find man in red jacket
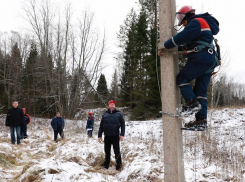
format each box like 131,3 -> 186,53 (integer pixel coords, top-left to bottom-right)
98,100 -> 125,170
21,108 -> 31,139
86,112 -> 94,137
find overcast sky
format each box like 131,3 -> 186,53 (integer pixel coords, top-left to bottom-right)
0,0 -> 244,85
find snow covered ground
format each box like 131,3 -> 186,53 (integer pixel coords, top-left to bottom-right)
0,107 -> 245,181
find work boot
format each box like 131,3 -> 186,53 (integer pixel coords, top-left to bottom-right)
184,118 -> 207,130
116,164 -> 122,170
101,162 -> 109,169
182,99 -> 202,115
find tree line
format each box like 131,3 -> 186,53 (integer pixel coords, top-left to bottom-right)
0,0 -> 106,118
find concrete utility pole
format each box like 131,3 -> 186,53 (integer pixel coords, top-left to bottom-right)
158,0 -> 185,181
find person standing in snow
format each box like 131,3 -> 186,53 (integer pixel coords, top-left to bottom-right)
5,101 -> 24,145
98,100 -> 125,170
21,108 -> 31,139
86,112 -> 94,137
51,112 -> 65,142
159,6 -> 220,130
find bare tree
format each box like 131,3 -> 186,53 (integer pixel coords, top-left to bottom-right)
211,48 -> 230,108
22,0 -> 106,118
67,10 -> 106,118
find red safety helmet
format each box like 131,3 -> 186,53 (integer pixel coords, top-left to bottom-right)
22,108 -> 26,111
176,6 -> 195,26
107,100 -> 116,107
88,112 -> 93,116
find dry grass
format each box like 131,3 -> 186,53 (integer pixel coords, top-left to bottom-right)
90,153 -> 105,167
0,137 -> 10,143
48,168 -> 59,174
123,152 -> 139,163
59,138 -> 67,145
183,122 -> 245,181
48,143 -> 57,152
84,166 -> 118,176
67,156 -> 88,166
143,175 -> 163,182
13,167 -> 45,182
43,129 -> 52,140
22,162 -> 36,174
84,152 -> 118,175
20,169 -> 45,182
0,152 -> 16,168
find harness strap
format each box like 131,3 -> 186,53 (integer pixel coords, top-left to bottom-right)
185,40 -> 221,75
197,96 -> 207,100
178,83 -> 190,87
195,40 -> 214,48
191,40 -> 215,54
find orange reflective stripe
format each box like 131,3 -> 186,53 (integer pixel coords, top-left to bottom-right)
26,114 -> 31,125
195,18 -> 211,31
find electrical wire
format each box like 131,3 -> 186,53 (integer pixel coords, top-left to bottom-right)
156,26 -> 162,103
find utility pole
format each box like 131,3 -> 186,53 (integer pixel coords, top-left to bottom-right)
158,0 -> 185,181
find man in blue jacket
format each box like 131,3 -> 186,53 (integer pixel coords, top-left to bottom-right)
51,112 -> 65,142
159,6 -> 219,130
98,100 -> 125,170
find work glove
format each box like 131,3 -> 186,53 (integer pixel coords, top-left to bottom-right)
157,42 -> 173,56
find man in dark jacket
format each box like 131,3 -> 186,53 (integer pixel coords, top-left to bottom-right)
159,6 -> 220,130
51,112 -> 65,142
21,108 -> 31,139
5,101 -> 24,144
86,112 -> 94,137
98,100 -> 125,170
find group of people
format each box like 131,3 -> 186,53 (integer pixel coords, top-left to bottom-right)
5,100 -> 125,171
5,101 -> 31,145
50,110 -> 94,143
50,100 -> 125,170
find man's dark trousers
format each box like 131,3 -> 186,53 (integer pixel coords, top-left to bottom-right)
176,51 -> 215,119
21,124 -> 27,139
104,136 -> 122,167
54,127 -> 64,141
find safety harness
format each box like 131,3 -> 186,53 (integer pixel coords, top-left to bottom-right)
184,39 -> 221,75
183,17 -> 222,75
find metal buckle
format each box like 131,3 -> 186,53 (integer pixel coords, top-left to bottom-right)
194,47 -> 198,52
208,48 -> 213,54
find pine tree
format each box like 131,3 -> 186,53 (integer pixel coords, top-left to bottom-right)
9,43 -> 22,100
96,74 -> 109,107
21,43 -> 39,115
118,9 -> 138,109
109,69 -> 119,104
118,1 -> 162,119
0,50 -> 8,112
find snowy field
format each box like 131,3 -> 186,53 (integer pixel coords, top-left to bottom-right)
0,107 -> 245,182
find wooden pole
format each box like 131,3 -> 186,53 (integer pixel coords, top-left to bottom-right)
158,0 -> 185,181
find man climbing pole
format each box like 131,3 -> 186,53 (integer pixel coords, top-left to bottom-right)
158,6 -> 220,131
